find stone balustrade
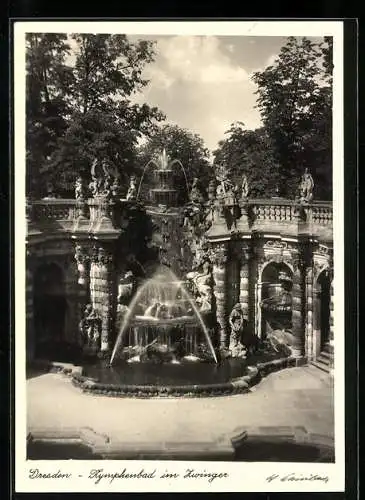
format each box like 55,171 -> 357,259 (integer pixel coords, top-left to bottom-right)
29,199 -> 78,221
26,197 -> 333,241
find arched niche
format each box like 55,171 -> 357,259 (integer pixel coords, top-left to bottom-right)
260,261 -> 293,339
313,268 -> 331,355
33,262 -> 68,357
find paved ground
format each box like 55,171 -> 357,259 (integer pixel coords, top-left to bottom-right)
27,364 -> 334,446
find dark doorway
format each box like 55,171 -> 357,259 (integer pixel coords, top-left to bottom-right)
317,271 -> 330,350
33,263 -> 67,357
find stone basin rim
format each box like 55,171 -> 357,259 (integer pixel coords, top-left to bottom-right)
30,356 -> 297,398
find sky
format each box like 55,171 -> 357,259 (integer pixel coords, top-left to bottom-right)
129,35 -> 322,153
66,34 -> 323,154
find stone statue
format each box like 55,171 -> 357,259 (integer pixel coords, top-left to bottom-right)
103,174 -> 112,199
208,179 -> 216,201
126,176 -> 137,201
298,168 -> 314,203
241,174 -> 249,200
80,304 -> 101,348
189,177 -> 204,204
75,176 -> 85,200
111,175 -> 121,198
228,303 -> 247,358
186,259 -> 213,312
117,270 -> 135,305
43,182 -> 57,199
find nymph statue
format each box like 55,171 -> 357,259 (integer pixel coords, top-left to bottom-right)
298,168 -> 314,203
241,174 -> 249,200
75,176 -> 86,200
189,177 -> 204,204
228,303 -> 247,358
126,175 -> 137,201
186,259 -> 213,312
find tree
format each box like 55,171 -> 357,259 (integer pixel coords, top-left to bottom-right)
212,122 -> 280,198
27,34 -> 165,196
26,33 -> 73,196
137,124 -> 213,205
252,36 -> 333,199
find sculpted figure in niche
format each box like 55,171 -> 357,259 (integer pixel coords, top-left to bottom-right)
80,304 -> 101,348
126,175 -> 137,201
298,168 -> 314,203
228,303 -> 247,358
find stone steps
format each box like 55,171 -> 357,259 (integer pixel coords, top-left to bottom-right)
310,343 -> 333,374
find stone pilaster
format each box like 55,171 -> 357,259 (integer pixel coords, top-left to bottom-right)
254,259 -> 264,338
211,243 -> 228,347
291,258 -> 306,359
90,244 -> 115,351
305,267 -> 314,360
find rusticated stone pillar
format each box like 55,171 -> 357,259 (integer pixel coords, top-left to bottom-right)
305,267 -> 314,360
291,258 -> 306,359
239,246 -> 251,322
211,243 -> 228,347
90,245 -> 115,352
254,260 -> 264,338
74,243 -> 90,344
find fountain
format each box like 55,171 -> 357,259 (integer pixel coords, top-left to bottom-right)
110,265 -> 217,365
75,148 -> 290,397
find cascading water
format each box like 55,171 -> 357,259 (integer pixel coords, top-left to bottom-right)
110,266 -> 217,365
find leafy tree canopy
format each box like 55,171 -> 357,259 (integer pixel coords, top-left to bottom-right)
251,36 -> 333,199
26,33 -> 165,197
212,122 -> 281,198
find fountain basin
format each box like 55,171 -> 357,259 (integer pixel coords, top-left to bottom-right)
70,352 -> 295,398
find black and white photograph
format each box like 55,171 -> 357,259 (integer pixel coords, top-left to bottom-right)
14,20 -> 346,493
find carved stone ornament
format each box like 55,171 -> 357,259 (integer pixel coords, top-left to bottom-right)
74,244 -> 89,264
210,243 -> 228,267
97,246 -> 113,266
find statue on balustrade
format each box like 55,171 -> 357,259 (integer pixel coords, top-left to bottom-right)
126,175 -> 137,201
189,177 -> 205,204
297,168 -> 314,203
241,174 -> 249,201
214,165 -> 241,231
75,176 -> 86,200
89,158 -> 103,197
111,174 -> 122,198
79,304 -> 102,350
228,303 -> 247,358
